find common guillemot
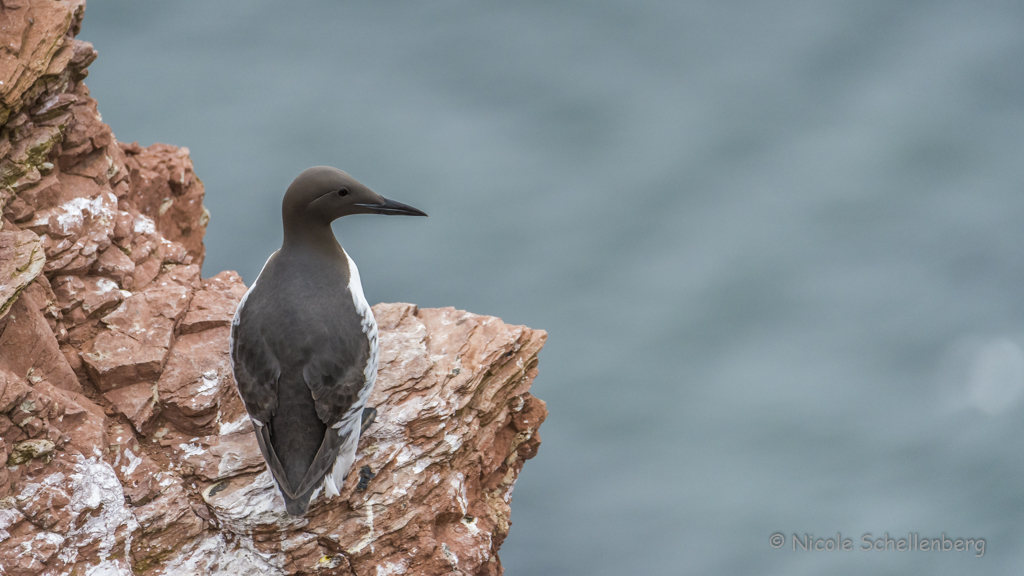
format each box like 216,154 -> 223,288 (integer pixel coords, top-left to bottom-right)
229,166 -> 426,516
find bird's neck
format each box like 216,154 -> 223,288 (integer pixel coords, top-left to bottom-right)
281,220 -> 344,259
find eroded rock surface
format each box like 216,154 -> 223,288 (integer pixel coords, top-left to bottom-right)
0,2 -> 547,574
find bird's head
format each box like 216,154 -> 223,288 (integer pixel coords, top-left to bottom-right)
283,166 -> 427,226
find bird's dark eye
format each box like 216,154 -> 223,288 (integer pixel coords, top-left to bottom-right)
338,188 -> 349,197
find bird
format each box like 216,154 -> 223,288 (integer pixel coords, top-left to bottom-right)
229,166 -> 426,516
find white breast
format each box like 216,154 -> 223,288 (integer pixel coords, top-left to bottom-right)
343,248 -> 379,402
321,249 -> 379,498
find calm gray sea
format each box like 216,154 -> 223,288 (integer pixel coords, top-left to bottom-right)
83,1 -> 1024,574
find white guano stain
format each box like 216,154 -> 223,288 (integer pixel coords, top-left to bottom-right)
412,458 -> 431,474
201,470 -> 306,534
15,472 -> 65,509
57,456 -> 139,564
158,532 -> 284,576
50,194 -> 116,236
95,277 -> 119,294
178,443 -> 204,458
346,501 -> 376,555
451,473 -> 468,515
0,507 -> 24,543
121,448 -> 142,476
444,433 -> 462,452
441,543 -> 459,568
218,414 -> 251,436
196,370 -> 221,396
84,558 -> 134,575
376,558 -> 410,576
133,214 -> 156,235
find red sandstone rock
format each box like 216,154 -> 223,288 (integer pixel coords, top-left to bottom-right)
0,368 -> 32,413
121,141 -> 207,265
0,2 -> 547,574
0,280 -> 81,393
178,270 -> 246,334
104,382 -> 158,434
156,327 -> 233,436
0,228 -> 44,317
80,282 -> 190,391
0,1 -> 85,125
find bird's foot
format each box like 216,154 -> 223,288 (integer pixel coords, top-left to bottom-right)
360,406 -> 377,434
356,465 -> 376,491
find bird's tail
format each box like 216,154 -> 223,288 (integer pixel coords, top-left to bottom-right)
283,488 -> 315,516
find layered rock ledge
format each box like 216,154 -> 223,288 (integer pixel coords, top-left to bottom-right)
0,2 -> 547,574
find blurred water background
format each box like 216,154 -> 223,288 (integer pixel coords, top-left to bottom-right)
82,1 -> 1024,574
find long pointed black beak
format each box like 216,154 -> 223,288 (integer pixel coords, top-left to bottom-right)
357,197 -> 428,217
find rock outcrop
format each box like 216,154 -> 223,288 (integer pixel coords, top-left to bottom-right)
0,2 -> 547,574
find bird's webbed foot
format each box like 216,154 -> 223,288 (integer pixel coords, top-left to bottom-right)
360,406 -> 377,435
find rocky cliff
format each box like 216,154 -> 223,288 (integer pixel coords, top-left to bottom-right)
0,2 -> 547,574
